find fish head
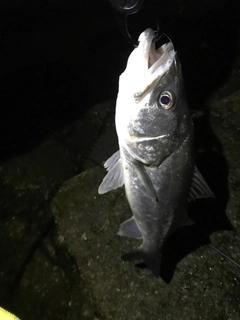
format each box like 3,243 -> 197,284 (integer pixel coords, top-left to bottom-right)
116,28 -> 193,165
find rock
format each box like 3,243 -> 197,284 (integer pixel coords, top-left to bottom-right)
0,100 -> 115,312
52,164 -> 240,319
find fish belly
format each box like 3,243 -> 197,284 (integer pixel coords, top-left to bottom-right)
122,134 -> 194,251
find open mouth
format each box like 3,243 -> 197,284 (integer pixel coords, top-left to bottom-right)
119,29 -> 176,103
138,28 -> 175,73
148,42 -> 174,73
131,29 -> 176,102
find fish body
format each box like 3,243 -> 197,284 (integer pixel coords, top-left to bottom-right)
99,29 -> 213,276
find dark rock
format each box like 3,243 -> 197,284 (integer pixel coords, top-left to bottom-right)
52,162 -> 240,319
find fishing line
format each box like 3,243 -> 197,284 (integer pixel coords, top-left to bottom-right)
209,243 -> 240,269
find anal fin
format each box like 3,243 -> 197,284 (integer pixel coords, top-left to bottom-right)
117,217 -> 142,239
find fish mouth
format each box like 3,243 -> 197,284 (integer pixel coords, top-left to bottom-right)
138,28 -> 175,74
148,42 -> 174,74
132,29 -> 175,103
119,29 -> 176,103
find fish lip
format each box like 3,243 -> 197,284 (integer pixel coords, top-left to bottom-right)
138,28 -> 175,74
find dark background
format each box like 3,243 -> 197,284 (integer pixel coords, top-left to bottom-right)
1,0 -> 239,161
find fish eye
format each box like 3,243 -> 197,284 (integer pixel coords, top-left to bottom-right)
159,91 -> 173,109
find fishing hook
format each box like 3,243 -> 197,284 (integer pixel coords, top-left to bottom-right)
124,14 -> 161,47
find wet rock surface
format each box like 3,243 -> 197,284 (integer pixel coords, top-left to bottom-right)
0,102 -> 114,319
52,167 -> 240,320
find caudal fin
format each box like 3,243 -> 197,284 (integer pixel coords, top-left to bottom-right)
121,247 -> 161,277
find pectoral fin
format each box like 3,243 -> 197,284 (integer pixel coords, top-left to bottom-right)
188,166 -> 215,201
133,160 -> 158,202
103,150 -> 120,171
98,151 -> 124,194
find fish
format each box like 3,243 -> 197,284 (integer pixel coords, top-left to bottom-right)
98,28 -> 214,277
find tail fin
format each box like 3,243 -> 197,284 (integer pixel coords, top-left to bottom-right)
121,247 -> 161,277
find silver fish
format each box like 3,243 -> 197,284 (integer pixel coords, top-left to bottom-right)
98,28 -> 214,276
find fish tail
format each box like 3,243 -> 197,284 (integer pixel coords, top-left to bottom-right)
121,247 -> 161,277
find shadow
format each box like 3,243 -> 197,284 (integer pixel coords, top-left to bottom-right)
159,109 -> 232,283
134,196 -> 232,282
160,198 -> 233,283
0,216 -> 55,303
194,112 -> 230,210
